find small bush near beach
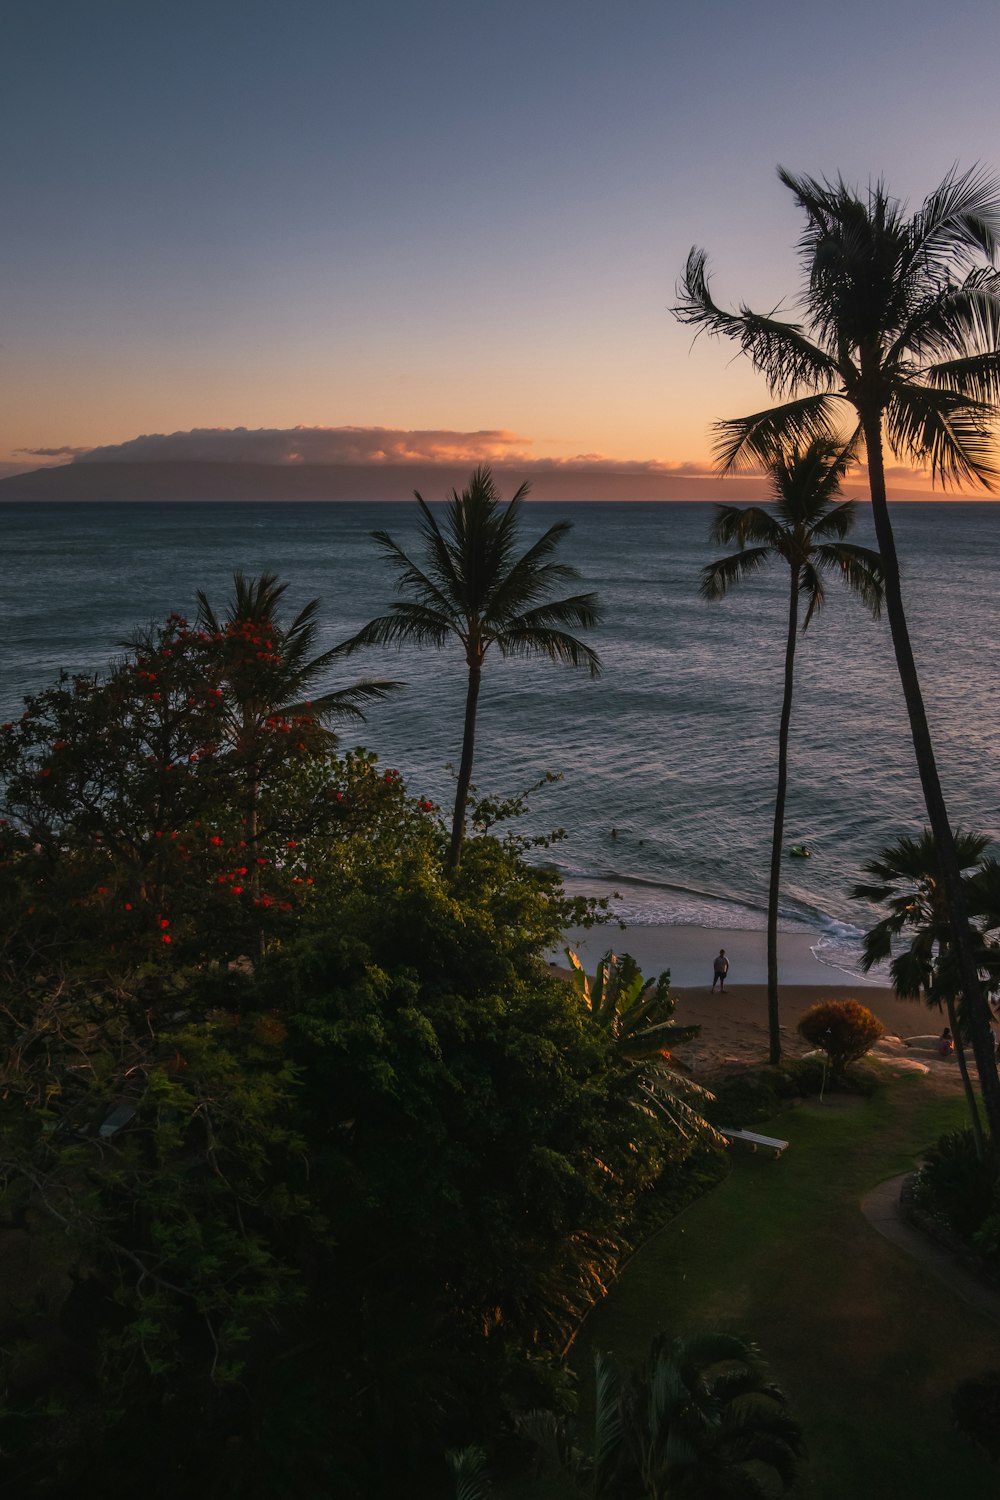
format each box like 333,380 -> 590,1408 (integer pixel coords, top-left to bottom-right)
704,1056 -> 879,1129
915,1128 -> 1000,1247
797,999 -> 885,1074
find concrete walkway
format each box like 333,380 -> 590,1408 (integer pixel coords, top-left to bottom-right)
861,1174 -> 1000,1329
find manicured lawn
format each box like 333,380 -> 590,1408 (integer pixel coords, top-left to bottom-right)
561,1077 -> 1000,1498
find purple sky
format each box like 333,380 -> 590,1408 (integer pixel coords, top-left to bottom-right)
4,0 -> 1000,495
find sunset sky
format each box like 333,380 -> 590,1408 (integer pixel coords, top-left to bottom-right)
4,0 -> 1000,497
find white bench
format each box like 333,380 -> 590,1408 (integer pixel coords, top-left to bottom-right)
719,1127 -> 789,1159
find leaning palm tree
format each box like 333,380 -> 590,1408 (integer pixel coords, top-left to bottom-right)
674,165 -> 1000,1137
702,438 -> 883,1063
341,467 -> 602,869
852,829 -> 991,1157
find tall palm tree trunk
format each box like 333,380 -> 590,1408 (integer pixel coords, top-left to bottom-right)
449,658 -> 482,870
766,568 -> 800,1064
945,992 -> 985,1160
862,410 -> 1000,1144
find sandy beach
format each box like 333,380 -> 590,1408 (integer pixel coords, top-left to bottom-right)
557,921 -> 967,1075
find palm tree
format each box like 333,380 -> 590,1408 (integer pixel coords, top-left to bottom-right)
341,467 -> 602,869
519,1332 -> 802,1498
852,829 -> 991,1157
565,948 -> 719,1141
674,165 -> 1000,1137
702,439 -> 883,1064
194,573 -> 399,945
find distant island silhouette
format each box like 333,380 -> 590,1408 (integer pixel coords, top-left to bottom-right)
0,460 -> 773,503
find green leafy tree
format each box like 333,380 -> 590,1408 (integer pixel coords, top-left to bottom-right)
702,438 -> 883,1064
853,829 -> 992,1155
341,466 -> 602,868
674,165 -> 1000,1138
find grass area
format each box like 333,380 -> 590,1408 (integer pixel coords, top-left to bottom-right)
553,1074 -> 999,1499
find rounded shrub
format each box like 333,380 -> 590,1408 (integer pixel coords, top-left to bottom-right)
796,999 -> 885,1074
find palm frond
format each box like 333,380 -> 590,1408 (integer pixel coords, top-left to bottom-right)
909,163 -> 1000,274
811,542 -> 884,618
593,1352 -> 625,1495
712,394 -> 843,473
700,547 -> 772,601
286,678 -> 403,722
896,269 -> 1000,369
445,1446 -> 491,1500
884,382 -> 999,489
370,525 -> 461,621
339,604 -> 455,653
494,613 -> 602,676
709,505 -> 783,548
923,349 -> 1000,405
674,249 -> 839,396
798,561 -> 825,630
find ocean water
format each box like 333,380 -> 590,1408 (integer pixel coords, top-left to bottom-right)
2,498 -> 999,977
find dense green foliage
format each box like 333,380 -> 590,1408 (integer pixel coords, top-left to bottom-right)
953,1370 -> 1000,1462
518,1332 -> 802,1498
915,1128 -> 1000,1250
0,587 -> 711,1497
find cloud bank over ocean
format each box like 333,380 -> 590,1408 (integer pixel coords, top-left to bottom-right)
18,424 -> 718,477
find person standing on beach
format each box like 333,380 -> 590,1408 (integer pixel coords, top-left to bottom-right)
712,949 -> 729,993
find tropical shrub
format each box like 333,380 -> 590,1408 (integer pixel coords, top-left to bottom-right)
915,1128 -> 999,1240
519,1331 -> 803,1498
953,1370 -> 1000,1462
797,999 -> 884,1074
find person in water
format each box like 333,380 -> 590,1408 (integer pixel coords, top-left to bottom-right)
712,949 -> 729,993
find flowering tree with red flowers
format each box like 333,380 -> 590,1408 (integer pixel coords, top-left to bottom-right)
193,573 -> 399,953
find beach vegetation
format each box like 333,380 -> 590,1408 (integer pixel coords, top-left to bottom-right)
915,1127 -> 999,1241
796,998 -> 885,1075
0,605 -> 718,1496
517,1331 -> 802,1498
191,571 -> 400,955
674,164 -> 1000,1142
564,948 -> 719,1142
701,437 -> 883,1064
340,465 -> 602,869
571,1080 -> 996,1499
853,828 -> 992,1153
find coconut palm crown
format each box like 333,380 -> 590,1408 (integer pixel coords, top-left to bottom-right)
341,467 -> 602,868
194,572 -> 400,911
703,438 -> 883,1065
852,828 -> 991,1155
674,164 -> 1000,1142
